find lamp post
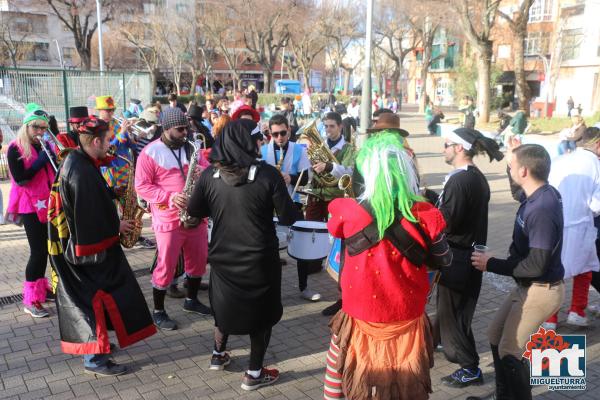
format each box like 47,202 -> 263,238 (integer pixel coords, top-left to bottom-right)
54,39 -> 64,69
358,0 -> 374,147
96,0 -> 105,72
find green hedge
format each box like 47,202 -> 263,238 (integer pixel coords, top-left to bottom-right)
152,93 -> 358,107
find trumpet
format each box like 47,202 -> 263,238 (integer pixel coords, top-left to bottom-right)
115,117 -> 157,140
34,135 -> 58,172
44,129 -> 73,162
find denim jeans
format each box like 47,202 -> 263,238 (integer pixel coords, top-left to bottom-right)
83,353 -> 110,368
558,140 -> 576,155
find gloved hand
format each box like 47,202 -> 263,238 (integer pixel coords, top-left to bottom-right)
30,149 -> 50,171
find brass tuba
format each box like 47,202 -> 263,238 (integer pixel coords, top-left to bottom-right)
297,119 -> 339,187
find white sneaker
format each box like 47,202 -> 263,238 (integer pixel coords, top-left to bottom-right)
566,311 -> 589,327
588,303 -> 600,316
541,322 -> 557,331
300,288 -> 321,302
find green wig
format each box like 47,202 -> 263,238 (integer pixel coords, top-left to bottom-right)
356,131 -> 422,238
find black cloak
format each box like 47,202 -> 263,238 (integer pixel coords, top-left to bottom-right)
48,149 -> 155,354
188,120 -> 301,334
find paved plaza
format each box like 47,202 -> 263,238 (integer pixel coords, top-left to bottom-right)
1,112 -> 599,399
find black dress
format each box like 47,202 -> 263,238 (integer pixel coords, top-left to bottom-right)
187,162 -> 300,334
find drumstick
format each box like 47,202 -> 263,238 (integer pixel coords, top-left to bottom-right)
291,169 -> 305,199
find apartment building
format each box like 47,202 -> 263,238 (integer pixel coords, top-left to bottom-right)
494,0 -> 600,116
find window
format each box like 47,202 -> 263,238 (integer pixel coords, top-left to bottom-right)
23,42 -> 50,62
175,2 -> 189,13
561,28 -> 584,61
529,0 -> 554,22
430,43 -> 456,71
524,32 -> 551,56
497,44 -> 511,59
62,47 -> 75,62
12,17 -> 32,33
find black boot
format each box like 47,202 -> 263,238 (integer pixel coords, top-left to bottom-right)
465,345 -> 511,400
502,355 -> 532,400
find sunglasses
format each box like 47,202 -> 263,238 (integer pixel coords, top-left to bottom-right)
174,126 -> 187,132
444,142 -> 458,149
32,110 -> 49,117
30,124 -> 48,131
271,130 -> 288,138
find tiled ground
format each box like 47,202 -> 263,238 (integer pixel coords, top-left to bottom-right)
0,111 -> 598,399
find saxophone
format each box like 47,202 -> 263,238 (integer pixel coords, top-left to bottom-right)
297,119 -> 339,187
108,146 -> 144,248
179,138 -> 201,229
275,147 -> 285,171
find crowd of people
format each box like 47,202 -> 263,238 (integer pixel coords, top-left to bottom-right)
3,87 -> 600,400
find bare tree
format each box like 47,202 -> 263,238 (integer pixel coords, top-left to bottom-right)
45,0 -> 119,70
201,3 -> 247,91
0,13 -> 34,68
498,0 -> 535,113
321,3 -> 362,92
374,0 -> 420,99
119,20 -> 160,94
238,0 -> 291,92
286,2 -> 327,89
416,18 -> 444,112
441,0 -> 501,122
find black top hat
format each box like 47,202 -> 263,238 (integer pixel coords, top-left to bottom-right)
68,106 -> 89,122
187,104 -> 204,121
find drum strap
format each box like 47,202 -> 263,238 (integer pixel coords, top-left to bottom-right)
345,205 -> 432,269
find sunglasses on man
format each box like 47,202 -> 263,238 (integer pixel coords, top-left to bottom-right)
270,130 -> 288,138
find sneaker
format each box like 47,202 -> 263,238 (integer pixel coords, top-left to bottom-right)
588,303 -> 600,316
209,353 -> 231,371
134,237 -> 156,249
240,367 -> 280,391
182,298 -> 212,316
321,299 -> 342,316
441,368 -> 484,388
566,311 -> 589,327
300,288 -> 321,302
152,310 -> 178,330
542,322 -> 557,331
84,360 -> 128,377
24,302 -> 49,318
166,284 -> 185,299
45,290 -> 56,302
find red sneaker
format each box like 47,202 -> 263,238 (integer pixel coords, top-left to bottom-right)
240,367 -> 279,391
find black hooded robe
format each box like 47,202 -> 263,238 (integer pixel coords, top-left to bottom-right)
48,149 -> 156,354
187,163 -> 300,334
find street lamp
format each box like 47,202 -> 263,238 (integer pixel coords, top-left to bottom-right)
358,0 -> 374,147
96,0 -> 105,72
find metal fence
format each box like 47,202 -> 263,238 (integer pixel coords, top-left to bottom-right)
0,68 -> 152,143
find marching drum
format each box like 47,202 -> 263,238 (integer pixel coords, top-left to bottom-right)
273,217 -> 289,250
287,221 -> 331,260
326,237 -> 342,282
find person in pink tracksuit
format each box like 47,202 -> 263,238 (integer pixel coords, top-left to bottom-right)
135,108 -> 211,330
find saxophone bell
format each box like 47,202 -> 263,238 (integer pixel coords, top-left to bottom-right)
338,174 -> 354,198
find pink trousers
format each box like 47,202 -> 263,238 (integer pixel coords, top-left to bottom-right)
152,224 -> 208,289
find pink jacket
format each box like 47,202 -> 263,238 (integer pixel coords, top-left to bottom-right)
6,141 -> 55,224
135,139 -> 209,232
